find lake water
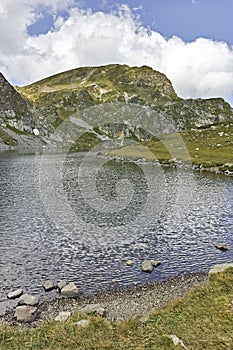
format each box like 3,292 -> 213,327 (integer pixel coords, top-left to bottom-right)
0,152 -> 232,313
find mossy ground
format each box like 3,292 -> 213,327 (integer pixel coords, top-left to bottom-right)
0,269 -> 232,349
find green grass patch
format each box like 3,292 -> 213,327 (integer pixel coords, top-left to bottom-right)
0,269 -> 232,349
0,128 -> 18,146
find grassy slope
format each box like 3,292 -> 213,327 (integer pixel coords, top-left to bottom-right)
0,269 -> 232,349
106,122 -> 233,171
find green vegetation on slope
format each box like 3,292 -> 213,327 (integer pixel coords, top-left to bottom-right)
0,269 -> 232,349
105,122 -> 233,171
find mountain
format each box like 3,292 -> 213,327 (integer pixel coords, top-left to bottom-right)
1,64 -> 233,151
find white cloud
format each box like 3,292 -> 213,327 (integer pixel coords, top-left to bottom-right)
1,1 -> 233,103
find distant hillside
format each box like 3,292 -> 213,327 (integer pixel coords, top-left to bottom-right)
0,64 -> 233,151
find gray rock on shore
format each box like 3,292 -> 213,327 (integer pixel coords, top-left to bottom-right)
209,263 -> 233,275
18,294 -> 39,306
57,281 -> 67,291
14,305 -> 38,323
61,283 -> 79,298
79,304 -> 106,317
43,280 -> 55,292
54,311 -> 71,322
7,288 -> 23,299
141,260 -> 161,273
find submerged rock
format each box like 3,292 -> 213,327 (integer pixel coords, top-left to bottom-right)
7,288 -> 23,299
18,294 -> 39,306
141,260 -> 161,273
14,305 -> 38,323
214,244 -> 228,251
43,280 -> 55,292
61,283 -> 79,298
209,263 -> 233,275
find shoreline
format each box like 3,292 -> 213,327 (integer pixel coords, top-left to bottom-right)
1,271 -> 209,327
98,150 -> 233,176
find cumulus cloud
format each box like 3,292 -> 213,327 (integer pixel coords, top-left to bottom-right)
1,1 -> 233,103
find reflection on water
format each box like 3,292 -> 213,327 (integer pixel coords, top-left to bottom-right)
0,152 -> 232,312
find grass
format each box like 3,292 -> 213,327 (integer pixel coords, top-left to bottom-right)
0,268 -> 232,349
106,122 -> 233,171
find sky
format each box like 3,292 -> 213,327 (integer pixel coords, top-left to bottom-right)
1,0 -> 233,104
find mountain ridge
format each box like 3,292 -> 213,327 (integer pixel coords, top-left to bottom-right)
0,64 -> 233,152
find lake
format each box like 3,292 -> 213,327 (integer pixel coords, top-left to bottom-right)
0,151 -> 232,313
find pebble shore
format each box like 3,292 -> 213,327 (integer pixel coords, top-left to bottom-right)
1,272 -> 209,327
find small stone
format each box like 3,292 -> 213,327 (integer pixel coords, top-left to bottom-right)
79,304 -> 106,317
57,281 -> 67,290
141,260 -> 161,273
214,244 -> 228,251
18,294 -> 39,306
151,260 -> 161,267
54,311 -> 71,322
76,319 -> 90,327
14,305 -> 38,323
126,260 -> 134,266
209,263 -> 233,275
43,280 -> 55,292
61,283 -> 79,298
7,288 -> 23,299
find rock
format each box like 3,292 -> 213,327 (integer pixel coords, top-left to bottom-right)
43,280 -> 55,292
76,319 -> 90,327
54,311 -> 71,322
79,304 -> 106,317
7,288 -> 23,299
57,280 -> 67,291
141,260 -> 161,273
209,263 -> 233,275
18,294 -> 39,306
61,283 -> 79,298
14,305 -> 38,323
214,244 -> 228,251
126,260 -> 134,266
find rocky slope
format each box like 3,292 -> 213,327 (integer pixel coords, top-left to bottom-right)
0,73 -> 42,150
1,64 -> 233,150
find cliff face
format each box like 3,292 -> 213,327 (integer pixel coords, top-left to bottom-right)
1,64 -> 233,150
0,73 -> 42,150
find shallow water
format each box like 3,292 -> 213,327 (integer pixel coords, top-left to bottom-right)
0,152 -> 232,313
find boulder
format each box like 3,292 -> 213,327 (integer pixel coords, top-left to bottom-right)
209,263 -> 233,275
57,281 -> 67,291
7,288 -> 23,299
141,260 -> 161,273
126,260 -> 134,266
79,304 -> 106,317
61,283 -> 79,298
14,305 -> 38,323
54,311 -> 71,322
18,294 -> 39,306
43,280 -> 55,292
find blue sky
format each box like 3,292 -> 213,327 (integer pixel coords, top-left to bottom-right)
28,0 -> 233,45
1,0 -> 233,104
